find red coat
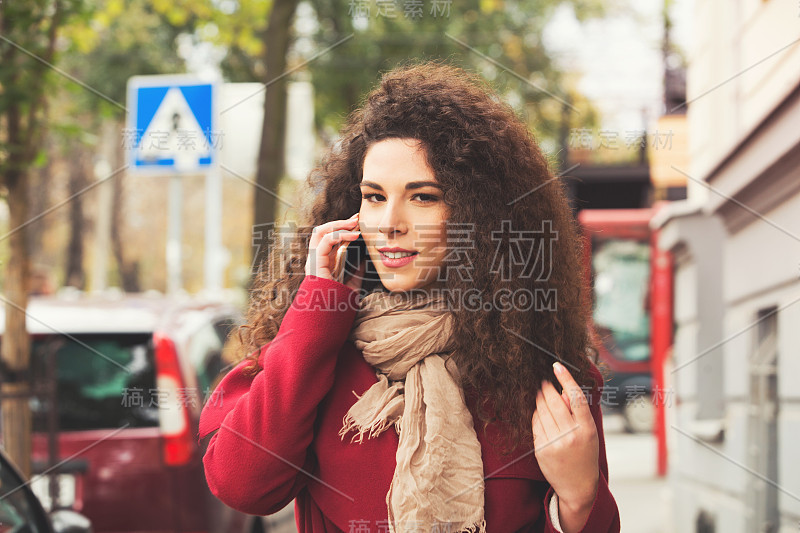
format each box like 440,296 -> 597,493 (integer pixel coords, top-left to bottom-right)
198,275 -> 621,532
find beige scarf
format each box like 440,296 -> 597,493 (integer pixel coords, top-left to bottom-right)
339,288 -> 487,533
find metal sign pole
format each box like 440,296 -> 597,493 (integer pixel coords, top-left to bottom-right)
204,163 -> 223,295
167,173 -> 183,294
204,81 -> 223,297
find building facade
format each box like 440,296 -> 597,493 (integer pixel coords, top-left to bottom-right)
653,1 -> 800,532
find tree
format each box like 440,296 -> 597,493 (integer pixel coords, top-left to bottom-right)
252,0 -> 302,274
0,0 -> 89,478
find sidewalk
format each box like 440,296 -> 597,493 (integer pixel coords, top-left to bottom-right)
603,411 -> 673,533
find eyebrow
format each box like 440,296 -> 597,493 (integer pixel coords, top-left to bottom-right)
359,180 -> 443,191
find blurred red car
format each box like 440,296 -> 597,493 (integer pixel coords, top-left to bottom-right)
0,291 -> 287,533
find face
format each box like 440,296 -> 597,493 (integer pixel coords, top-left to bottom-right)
359,138 -> 450,293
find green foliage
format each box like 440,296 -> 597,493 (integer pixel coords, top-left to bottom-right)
58,0 -> 189,118
0,0 -> 91,179
300,0 -> 610,150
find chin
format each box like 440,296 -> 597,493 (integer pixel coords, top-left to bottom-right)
376,276 -> 415,293
377,272 -> 435,293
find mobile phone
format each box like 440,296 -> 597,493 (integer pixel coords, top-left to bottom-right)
332,234 -> 382,293
332,241 -> 352,282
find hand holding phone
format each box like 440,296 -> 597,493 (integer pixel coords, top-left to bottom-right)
304,212 -> 366,291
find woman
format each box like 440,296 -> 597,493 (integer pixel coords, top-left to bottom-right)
198,60 -> 621,533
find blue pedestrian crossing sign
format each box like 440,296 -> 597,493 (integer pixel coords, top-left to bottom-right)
126,75 -> 220,173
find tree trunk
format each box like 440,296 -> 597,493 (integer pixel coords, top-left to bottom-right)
65,139 -> 88,289
109,118 -> 140,292
1,164 -> 33,479
0,0 -> 64,480
27,140 -> 52,262
251,0 -> 299,284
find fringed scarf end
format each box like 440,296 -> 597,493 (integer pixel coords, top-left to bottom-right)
339,410 -> 395,444
459,518 -> 487,533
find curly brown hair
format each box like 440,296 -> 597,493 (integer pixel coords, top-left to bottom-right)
235,58 -> 604,457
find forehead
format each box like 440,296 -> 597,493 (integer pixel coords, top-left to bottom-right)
361,138 -> 437,185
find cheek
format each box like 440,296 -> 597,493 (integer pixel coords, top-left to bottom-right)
416,228 -> 450,270
431,218 -> 450,252
356,216 -> 374,240
412,220 -> 447,256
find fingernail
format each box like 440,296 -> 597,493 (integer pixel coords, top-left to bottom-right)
553,362 -> 564,373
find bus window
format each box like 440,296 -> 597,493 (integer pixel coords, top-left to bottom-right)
592,238 -> 651,362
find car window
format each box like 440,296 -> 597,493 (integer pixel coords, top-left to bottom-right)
213,318 -> 238,349
187,323 -> 223,396
189,317 -> 238,396
30,333 -> 159,431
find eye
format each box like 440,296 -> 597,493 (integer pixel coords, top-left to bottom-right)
360,193 -> 439,203
413,193 -> 439,203
361,193 -> 384,203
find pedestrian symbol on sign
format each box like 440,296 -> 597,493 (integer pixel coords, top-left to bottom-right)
136,86 -> 212,172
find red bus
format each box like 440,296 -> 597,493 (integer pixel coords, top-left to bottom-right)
579,205 -> 672,474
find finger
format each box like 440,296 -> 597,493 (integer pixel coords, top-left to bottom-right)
310,215 -> 360,248
562,390 -> 572,414
536,386 -> 560,436
321,229 -> 361,258
531,410 -> 548,444
311,220 -> 355,249
553,362 -> 591,424
541,379 -> 574,424
308,231 -> 360,276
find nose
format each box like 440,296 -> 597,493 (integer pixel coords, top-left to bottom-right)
377,201 -> 407,238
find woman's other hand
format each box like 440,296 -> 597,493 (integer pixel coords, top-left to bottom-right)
304,212 -> 365,292
532,361 -> 600,531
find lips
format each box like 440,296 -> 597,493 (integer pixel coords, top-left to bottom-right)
378,249 -> 419,267
378,247 -> 417,253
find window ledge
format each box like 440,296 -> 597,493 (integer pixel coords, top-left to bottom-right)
688,418 -> 725,443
